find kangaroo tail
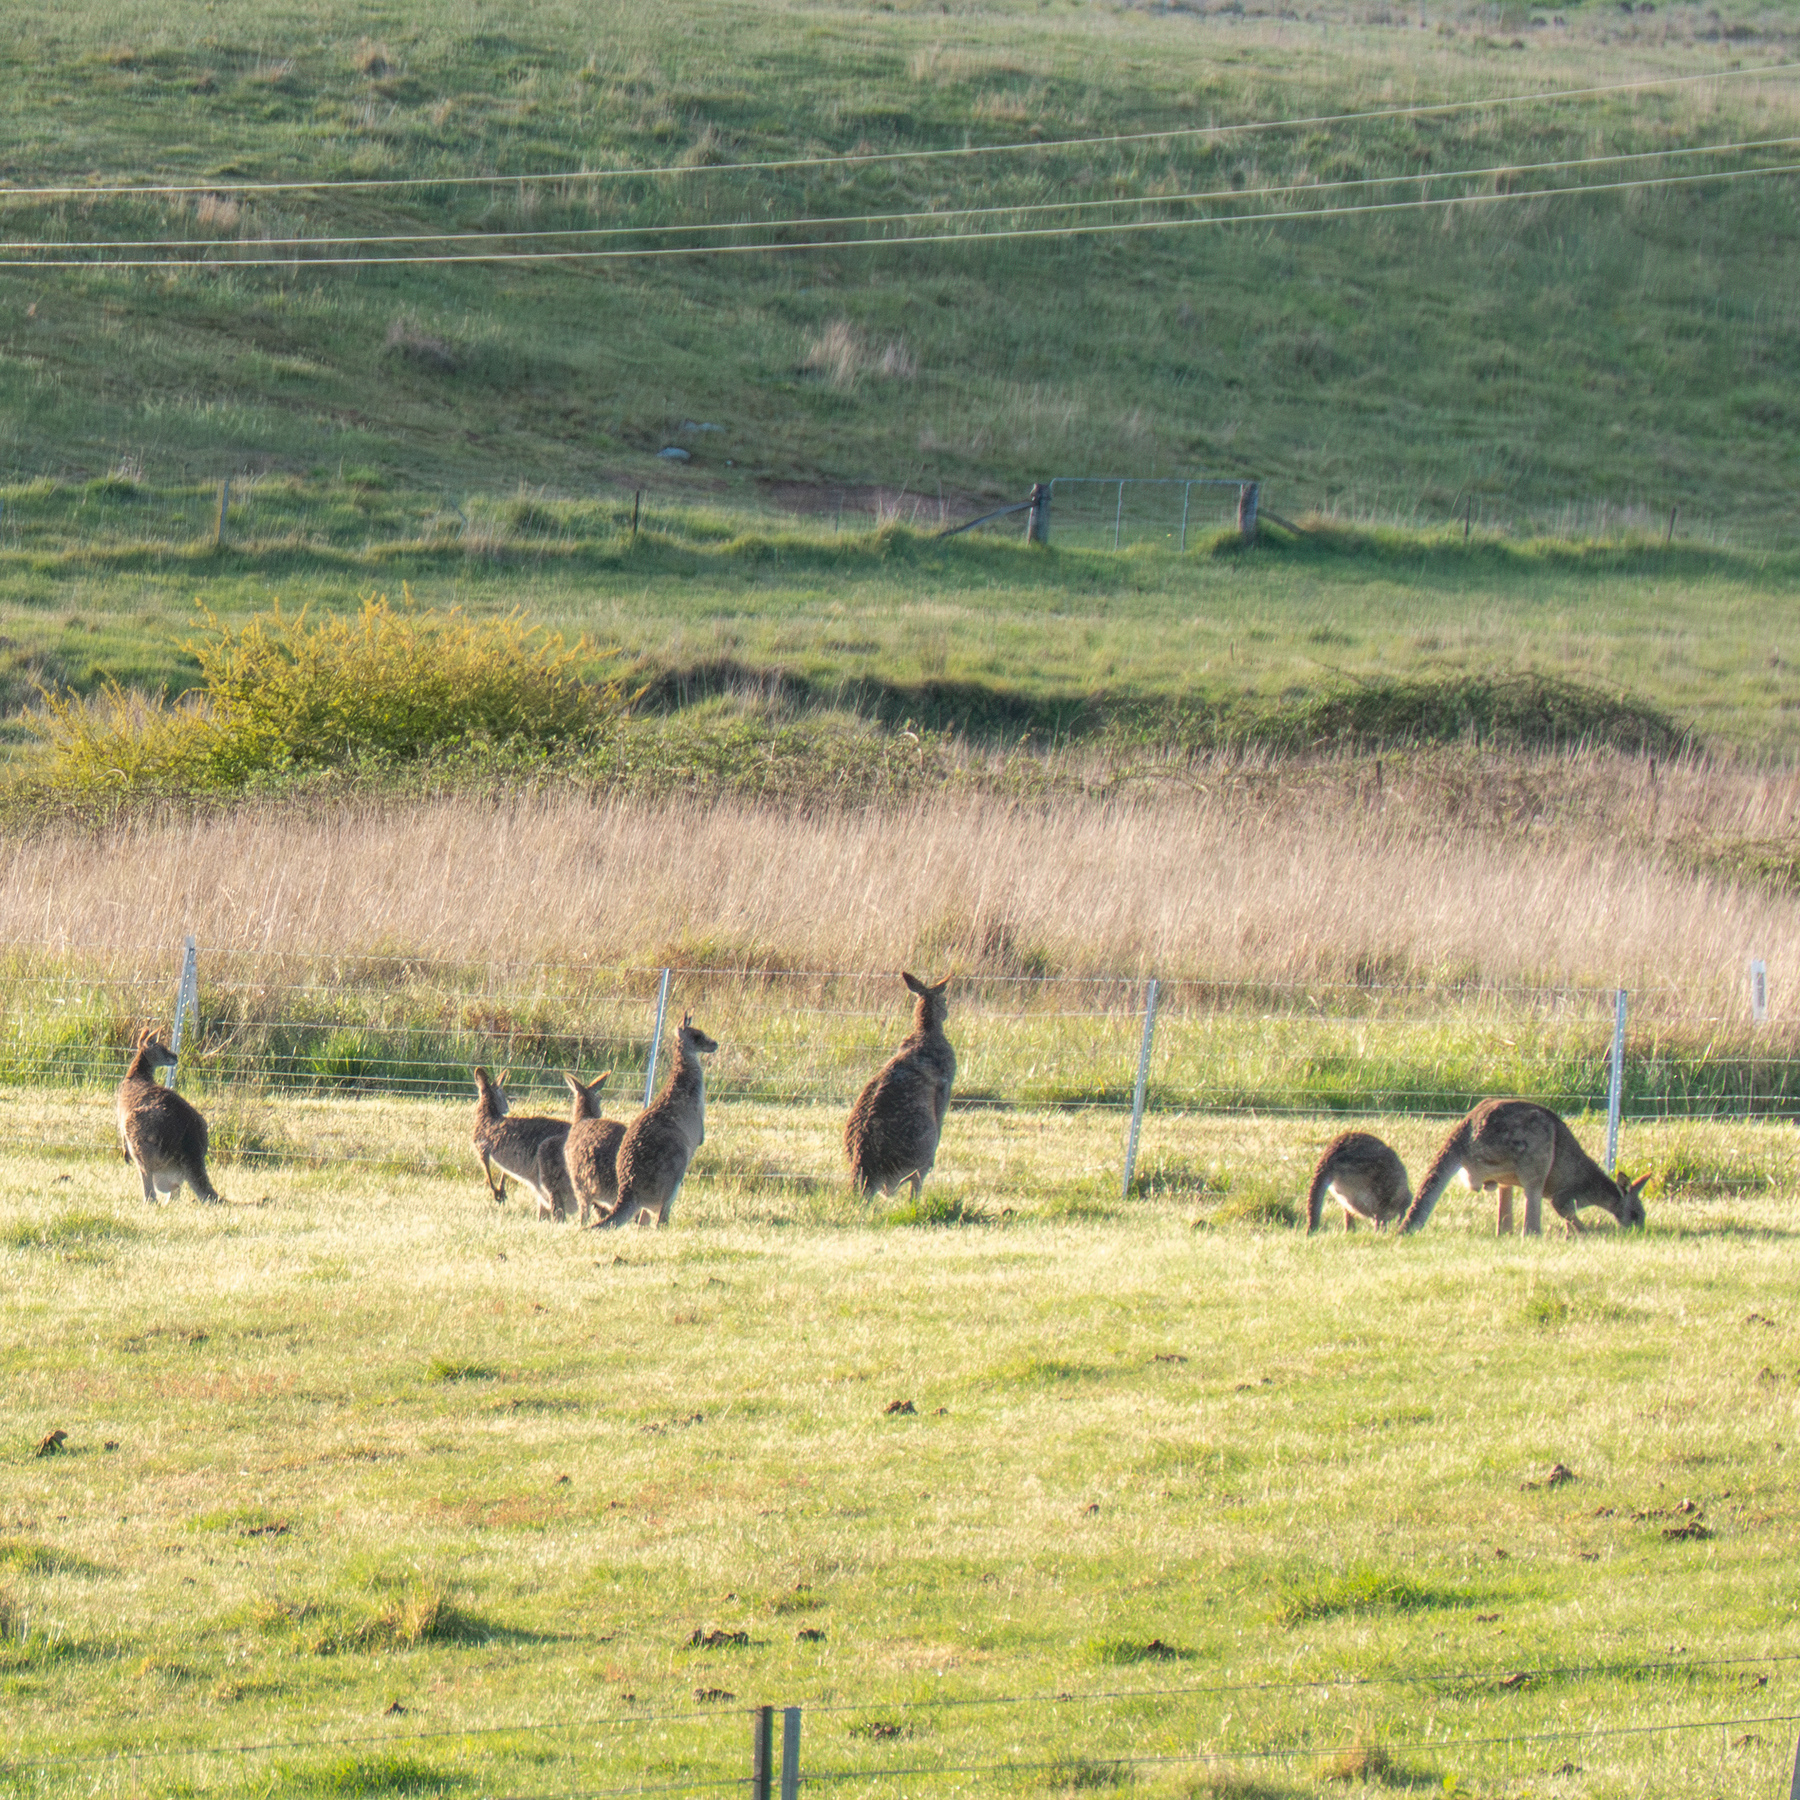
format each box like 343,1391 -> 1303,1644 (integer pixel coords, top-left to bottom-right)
1399,1119 -> 1473,1234
1305,1149 -> 1338,1234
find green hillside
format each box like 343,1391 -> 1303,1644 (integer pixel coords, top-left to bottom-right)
3,0 -> 1798,535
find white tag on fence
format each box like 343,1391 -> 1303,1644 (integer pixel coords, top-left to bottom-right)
1750,959 -> 1769,1023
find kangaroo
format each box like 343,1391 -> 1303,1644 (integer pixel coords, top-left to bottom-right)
1399,1099 -> 1649,1236
845,972 -> 955,1200
1306,1130 -> 1411,1233
595,1015 -> 717,1229
471,1066 -> 575,1221
545,1070 -> 625,1227
116,1028 -> 221,1204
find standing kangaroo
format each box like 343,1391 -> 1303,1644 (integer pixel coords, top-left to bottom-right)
547,1070 -> 625,1227
1400,1099 -> 1649,1235
845,972 -> 955,1200
116,1028 -> 221,1204
596,1015 -> 717,1229
470,1066 -> 576,1221
1306,1130 -> 1411,1233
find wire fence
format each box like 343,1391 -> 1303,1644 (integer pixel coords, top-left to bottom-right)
4,1653 -> 1795,1795
1,937 -> 1794,1193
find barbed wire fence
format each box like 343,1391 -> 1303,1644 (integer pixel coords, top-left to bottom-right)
4,1654 -> 1797,1795
0,937 -> 1792,1196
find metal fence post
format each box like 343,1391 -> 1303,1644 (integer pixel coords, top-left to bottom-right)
751,1705 -> 773,1800
1123,978 -> 1160,1199
1788,1731 -> 1800,1800
1179,480 -> 1192,553
1113,478 -> 1125,550
1605,987 -> 1627,1174
643,967 -> 672,1106
781,1707 -> 801,1800
1750,958 -> 1768,1022
168,935 -> 198,1090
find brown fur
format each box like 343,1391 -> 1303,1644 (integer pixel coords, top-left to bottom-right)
116,1028 -> 221,1204
1400,1099 -> 1650,1235
471,1066 -> 575,1221
1306,1130 -> 1411,1233
547,1070 -> 625,1227
595,1016 -> 717,1229
844,972 -> 955,1200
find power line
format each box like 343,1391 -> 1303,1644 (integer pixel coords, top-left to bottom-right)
0,61 -> 1792,202
3,158 -> 1794,269
7,134 -> 1796,256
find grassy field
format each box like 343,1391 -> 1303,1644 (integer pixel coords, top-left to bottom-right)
9,6 -> 1800,1791
4,1098 -> 1799,1798
3,1 -> 1799,537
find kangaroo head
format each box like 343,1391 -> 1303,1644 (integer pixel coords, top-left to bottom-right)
563,1070 -> 608,1118
902,970 -> 951,1029
678,1013 -> 719,1056
134,1032 -> 178,1074
473,1066 -> 511,1116
1611,1170 -> 1650,1228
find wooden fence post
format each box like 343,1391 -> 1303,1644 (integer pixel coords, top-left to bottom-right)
215,479 -> 230,548
1236,481 -> 1259,542
631,489 -> 641,543
1025,482 -> 1049,545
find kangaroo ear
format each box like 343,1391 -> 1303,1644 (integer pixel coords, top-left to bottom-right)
681,1011 -> 693,1029
1627,1172 -> 1651,1198
932,975 -> 951,995
561,1071 -> 584,1096
594,1070 -> 610,1089
497,1067 -> 511,1088
902,971 -> 927,997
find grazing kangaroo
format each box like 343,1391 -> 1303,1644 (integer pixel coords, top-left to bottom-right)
547,1070 -> 625,1227
845,972 -> 955,1200
595,1015 -> 717,1229
1306,1130 -> 1411,1233
116,1029 -> 221,1204
470,1066 -> 575,1221
1399,1099 -> 1649,1236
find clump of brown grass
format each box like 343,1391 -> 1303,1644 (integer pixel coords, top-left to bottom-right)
384,318 -> 456,373
801,321 -> 916,389
194,193 -> 240,230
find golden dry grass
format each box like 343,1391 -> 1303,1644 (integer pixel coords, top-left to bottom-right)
6,748 -> 1800,1009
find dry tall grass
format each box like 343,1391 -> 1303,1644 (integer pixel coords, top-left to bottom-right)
6,749 -> 1799,1007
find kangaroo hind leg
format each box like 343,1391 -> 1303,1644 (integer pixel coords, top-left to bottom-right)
1495,1184 -> 1514,1236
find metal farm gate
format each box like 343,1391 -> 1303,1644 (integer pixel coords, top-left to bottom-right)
1046,476 -> 1258,551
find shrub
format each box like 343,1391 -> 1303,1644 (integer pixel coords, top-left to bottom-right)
26,593 -> 627,795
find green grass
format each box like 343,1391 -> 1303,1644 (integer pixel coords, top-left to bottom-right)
1,1 -> 1797,538
2,1105 -> 1797,1797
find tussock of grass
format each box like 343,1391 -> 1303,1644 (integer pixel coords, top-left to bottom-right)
1274,1567 -> 1467,1628
2,1210 -> 141,1251
253,1586 -> 482,1655
274,1755 -> 464,1797
1087,1635 -> 1193,1665
425,1358 -> 498,1384
884,1192 -> 991,1227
